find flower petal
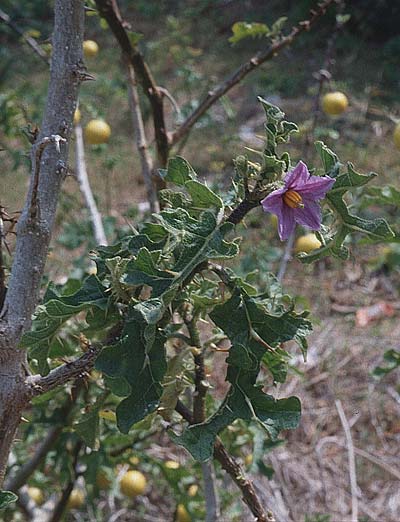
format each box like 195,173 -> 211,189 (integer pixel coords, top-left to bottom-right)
261,188 -> 286,213
278,207 -> 296,240
284,161 -> 309,189
298,175 -> 335,200
293,200 -> 322,230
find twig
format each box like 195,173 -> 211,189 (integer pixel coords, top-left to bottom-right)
170,0 -> 336,146
126,62 -> 159,213
277,231 -> 296,282
0,8 -> 50,65
335,400 -> 359,522
184,313 -> 219,521
94,0 -> 169,171
201,460 -> 220,522
175,400 -> 274,522
74,123 -> 108,245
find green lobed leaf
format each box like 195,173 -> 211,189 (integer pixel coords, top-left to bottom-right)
95,309 -> 167,433
21,275 -> 111,374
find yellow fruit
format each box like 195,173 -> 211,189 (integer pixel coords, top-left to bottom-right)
165,460 -> 180,470
295,234 -> 322,254
393,123 -> 400,149
85,119 -> 111,145
120,470 -> 147,498
187,484 -> 198,497
83,40 -> 99,58
176,504 -> 191,522
129,456 -> 140,466
96,469 -> 111,490
67,489 -> 85,510
244,454 -> 253,466
73,108 -> 81,125
27,487 -> 44,506
322,91 -> 348,116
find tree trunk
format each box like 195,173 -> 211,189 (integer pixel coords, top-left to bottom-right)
0,0 -> 84,487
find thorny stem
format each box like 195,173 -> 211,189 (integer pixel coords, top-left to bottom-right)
184,313 -> 220,521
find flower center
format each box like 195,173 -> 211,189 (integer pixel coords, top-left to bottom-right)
283,190 -> 304,209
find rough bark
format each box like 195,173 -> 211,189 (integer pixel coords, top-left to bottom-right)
0,0 -> 84,487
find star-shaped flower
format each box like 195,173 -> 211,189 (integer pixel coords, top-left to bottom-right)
261,161 -> 335,240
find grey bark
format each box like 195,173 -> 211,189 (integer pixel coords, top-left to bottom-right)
0,0 -> 85,487
74,123 -> 108,245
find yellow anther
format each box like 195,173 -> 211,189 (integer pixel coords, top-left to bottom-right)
283,190 -> 304,208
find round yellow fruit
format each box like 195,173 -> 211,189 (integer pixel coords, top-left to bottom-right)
120,470 -> 147,498
96,469 -> 111,490
295,234 -> 322,254
85,119 -> 111,145
176,504 -> 191,522
165,460 -> 180,470
393,123 -> 400,149
129,456 -> 140,466
83,40 -> 99,58
187,484 -> 198,497
67,489 -> 85,510
27,487 -> 44,506
73,108 -> 81,125
322,91 -> 348,116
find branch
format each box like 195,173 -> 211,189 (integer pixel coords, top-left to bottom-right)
0,0 -> 84,488
26,344 -> 102,398
170,0 -> 335,146
126,62 -> 160,213
335,400 -> 359,522
175,401 -> 274,522
0,8 -> 49,66
94,0 -> 169,171
74,123 -> 108,245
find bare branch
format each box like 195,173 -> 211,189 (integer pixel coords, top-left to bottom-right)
170,0 -> 336,146
126,62 -> 159,213
0,8 -> 49,66
74,124 -> 108,245
94,0 -> 169,171
335,400 -> 359,522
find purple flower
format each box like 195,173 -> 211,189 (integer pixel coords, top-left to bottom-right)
261,161 -> 335,241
